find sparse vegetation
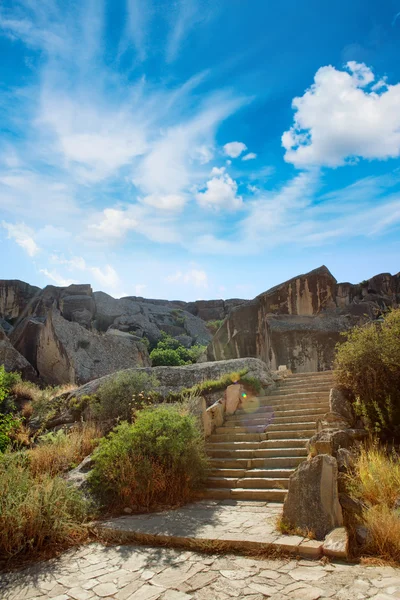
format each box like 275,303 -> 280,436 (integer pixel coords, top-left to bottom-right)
166,369 -> 249,402
206,319 -> 224,334
28,424 -> 101,477
334,308 -> 400,440
346,443 -> 400,561
0,453 -> 91,559
89,405 -> 208,510
90,371 -> 160,423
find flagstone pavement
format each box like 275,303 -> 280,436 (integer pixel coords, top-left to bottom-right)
2,542 -> 400,600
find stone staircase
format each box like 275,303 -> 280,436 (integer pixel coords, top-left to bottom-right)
201,370 -> 334,502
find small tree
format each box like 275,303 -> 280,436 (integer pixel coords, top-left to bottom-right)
334,309 -> 400,440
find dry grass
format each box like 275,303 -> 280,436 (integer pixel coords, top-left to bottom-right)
11,381 -> 41,403
28,423 -> 102,477
276,515 -> 316,539
347,443 -> 400,562
0,457 -> 90,559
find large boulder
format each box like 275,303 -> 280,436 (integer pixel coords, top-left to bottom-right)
93,291 -> 212,346
11,309 -> 150,385
307,428 -> 367,458
208,266 -> 400,372
282,454 -> 343,540
0,280 -> 40,323
329,388 -> 355,426
63,357 -> 274,401
0,325 -> 37,380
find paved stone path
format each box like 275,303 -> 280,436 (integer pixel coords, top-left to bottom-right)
2,542 -> 400,600
98,501 -> 323,558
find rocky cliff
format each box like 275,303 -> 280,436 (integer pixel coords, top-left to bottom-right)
208,266 -> 400,372
0,280 -> 226,384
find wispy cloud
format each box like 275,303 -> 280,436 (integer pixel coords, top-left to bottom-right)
2,221 -> 39,257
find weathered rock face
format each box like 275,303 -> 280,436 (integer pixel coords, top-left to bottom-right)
208,266 -> 400,372
120,296 -> 247,322
282,454 -> 343,540
64,357 -> 274,401
0,325 -> 37,381
11,309 -> 150,385
0,280 -> 40,323
93,292 -> 212,346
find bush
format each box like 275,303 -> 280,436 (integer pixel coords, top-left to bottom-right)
0,414 -> 22,453
28,424 -> 101,477
0,366 -> 21,412
206,319 -> 224,334
0,455 -> 90,558
150,347 -> 186,366
90,405 -> 208,509
334,309 -> 400,440
91,371 -> 159,423
347,443 -> 400,561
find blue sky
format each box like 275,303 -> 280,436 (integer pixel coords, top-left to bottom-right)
1,0 -> 400,301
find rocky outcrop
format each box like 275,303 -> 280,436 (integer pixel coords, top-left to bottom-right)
0,280 -> 40,324
0,325 -> 37,380
63,357 -> 274,401
282,454 -> 343,540
208,266 -> 400,372
11,308 -> 150,385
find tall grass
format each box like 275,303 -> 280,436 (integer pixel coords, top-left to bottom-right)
347,443 -> 400,561
28,423 -> 101,477
0,454 -> 90,559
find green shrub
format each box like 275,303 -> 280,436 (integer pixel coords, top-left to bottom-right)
334,309 -> 400,440
0,455 -> 90,558
150,348 -> 186,366
240,375 -> 263,394
0,365 -> 21,412
187,344 -> 207,362
167,369 -> 249,402
0,414 -> 22,453
157,333 -> 181,350
90,405 -> 208,509
91,371 -> 159,423
206,319 -> 224,334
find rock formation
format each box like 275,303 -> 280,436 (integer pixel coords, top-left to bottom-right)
208,266 -> 400,372
0,324 -> 37,381
0,280 -> 40,323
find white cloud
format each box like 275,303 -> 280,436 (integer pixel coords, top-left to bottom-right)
51,255 -> 87,270
140,194 -> 186,211
166,268 -> 208,288
196,167 -> 242,210
2,221 -> 39,257
40,269 -> 76,287
282,61 -> 400,167
223,141 -> 247,158
90,265 -> 120,289
242,152 -> 257,161
89,208 -> 138,241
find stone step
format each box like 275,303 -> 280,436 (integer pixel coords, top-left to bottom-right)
221,414 -> 326,430
265,421 -> 316,432
226,406 -> 327,422
206,477 -> 290,490
209,468 -> 295,478
206,438 -> 307,451
266,430 -> 314,440
209,456 -> 304,469
207,447 -> 307,459
250,456 -> 305,468
237,399 -> 329,412
259,390 -> 331,401
199,488 -> 287,501
235,403 -> 328,417
208,432 -> 267,443
288,371 -> 333,378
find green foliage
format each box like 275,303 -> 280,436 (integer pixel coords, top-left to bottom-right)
150,348 -> 186,366
206,319 -> 224,334
90,405 -> 208,509
0,365 -> 21,412
149,333 -> 207,366
167,369 -> 249,402
91,371 -> 160,423
0,414 -> 22,453
334,309 -> 400,440
240,375 -> 263,394
0,455 -> 90,558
